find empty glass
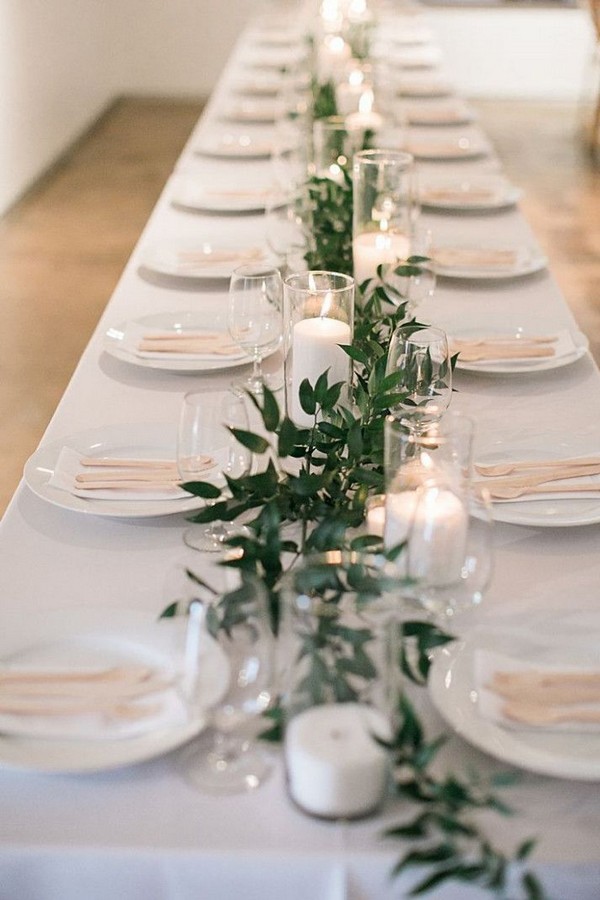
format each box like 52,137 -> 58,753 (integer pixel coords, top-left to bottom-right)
177,389 -> 251,553
228,264 -> 284,396
385,324 -> 452,417
178,572 -> 275,794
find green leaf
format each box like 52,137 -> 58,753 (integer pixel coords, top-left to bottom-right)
299,379 -> 316,416
278,417 -> 300,458
181,481 -> 222,499
522,871 -> 546,900
229,428 -> 270,454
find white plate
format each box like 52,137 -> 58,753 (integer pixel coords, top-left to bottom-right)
389,45 -> 442,68
451,327 -> 588,374
396,78 -> 454,98
140,241 -> 274,280
233,77 -> 284,97
0,607 -> 227,773
407,136 -> 490,161
104,312 -> 253,374
476,438 -> 600,527
194,134 -> 275,160
221,100 -> 281,124
171,178 -> 272,213
419,176 -> 521,211
429,627 -> 600,780
24,424 -> 208,518
405,104 -> 474,127
432,244 -> 547,280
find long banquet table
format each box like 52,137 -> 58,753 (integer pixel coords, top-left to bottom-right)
1,7 -> 600,899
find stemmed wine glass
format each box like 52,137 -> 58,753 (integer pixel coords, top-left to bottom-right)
177,389 -> 251,553
265,185 -> 311,276
385,323 -> 452,419
228,264 -> 283,397
178,572 -> 275,794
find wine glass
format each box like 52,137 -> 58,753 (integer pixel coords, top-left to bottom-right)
177,389 -> 251,553
178,572 -> 275,794
385,323 -> 452,418
228,264 -> 283,396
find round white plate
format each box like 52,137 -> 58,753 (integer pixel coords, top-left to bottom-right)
140,241 -> 274,281
476,438 -> 600,527
429,627 -> 600,780
407,137 -> 490,161
221,101 -> 281,124
0,607 -> 227,773
432,244 -> 547,280
451,327 -> 588,375
405,105 -> 474,127
420,177 -> 521,211
171,179 -> 271,213
233,77 -> 284,97
396,78 -> 454,98
24,424 -> 208,519
194,135 -> 275,160
104,312 -> 253,374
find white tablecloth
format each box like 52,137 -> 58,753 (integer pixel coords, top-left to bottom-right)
1,11 -> 600,900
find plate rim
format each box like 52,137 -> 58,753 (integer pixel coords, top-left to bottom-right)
428,632 -> 600,781
420,181 -> 521,211
139,241 -> 275,281
23,423 -> 206,519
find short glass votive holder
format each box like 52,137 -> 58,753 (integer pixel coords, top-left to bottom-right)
283,270 -> 354,426
352,149 -> 416,285
383,412 -> 493,619
280,551 -> 402,820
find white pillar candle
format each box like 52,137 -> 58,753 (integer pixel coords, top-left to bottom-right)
290,316 -> 351,426
353,231 -> 411,283
345,89 -> 384,134
366,500 -> 386,537
384,488 -> 468,584
285,703 -> 390,819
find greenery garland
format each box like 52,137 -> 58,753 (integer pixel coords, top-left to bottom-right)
171,259 -> 545,898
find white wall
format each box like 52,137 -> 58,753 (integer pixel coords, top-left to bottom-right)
0,1 -> 595,217
0,0 -> 114,214
430,7 -> 595,100
109,0 -> 255,97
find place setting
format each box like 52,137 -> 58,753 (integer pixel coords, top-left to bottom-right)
428,613 -> 600,781
0,605 -> 230,774
431,241 -> 548,280
418,174 -> 521,212
137,240 -> 275,282
170,177 -> 275,214
449,326 -> 589,374
473,438 -> 600,527
403,133 -> 492,162
193,131 -> 279,160
402,100 -> 475,127
220,98 -> 283,124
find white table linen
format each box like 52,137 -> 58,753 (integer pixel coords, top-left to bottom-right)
1,15 -> 600,900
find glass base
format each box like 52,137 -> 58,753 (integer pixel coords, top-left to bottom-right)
231,371 -> 283,398
179,733 -> 272,795
183,523 -> 249,553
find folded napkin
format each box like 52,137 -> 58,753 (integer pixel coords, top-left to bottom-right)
475,649 -> 600,732
122,323 -> 247,361
421,186 -> 500,206
434,247 -> 519,271
407,139 -> 483,159
200,138 -> 274,157
450,332 -> 564,364
408,106 -> 470,125
165,246 -> 264,274
0,663 -> 188,740
49,448 -> 192,500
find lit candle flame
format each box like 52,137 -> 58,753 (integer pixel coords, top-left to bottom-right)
358,88 -> 374,116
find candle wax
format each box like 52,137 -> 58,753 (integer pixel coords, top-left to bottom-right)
285,703 -> 390,819
290,316 -> 351,426
384,487 -> 468,584
353,231 -> 411,283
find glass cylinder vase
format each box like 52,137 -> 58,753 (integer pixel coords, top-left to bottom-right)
280,551 -> 403,820
352,148 -> 416,285
283,270 -> 354,426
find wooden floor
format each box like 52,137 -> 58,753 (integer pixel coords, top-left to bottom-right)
0,96 -> 599,517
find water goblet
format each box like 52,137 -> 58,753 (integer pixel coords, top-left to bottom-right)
178,572 -> 275,794
228,263 -> 283,397
177,389 -> 251,553
385,323 -> 452,417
